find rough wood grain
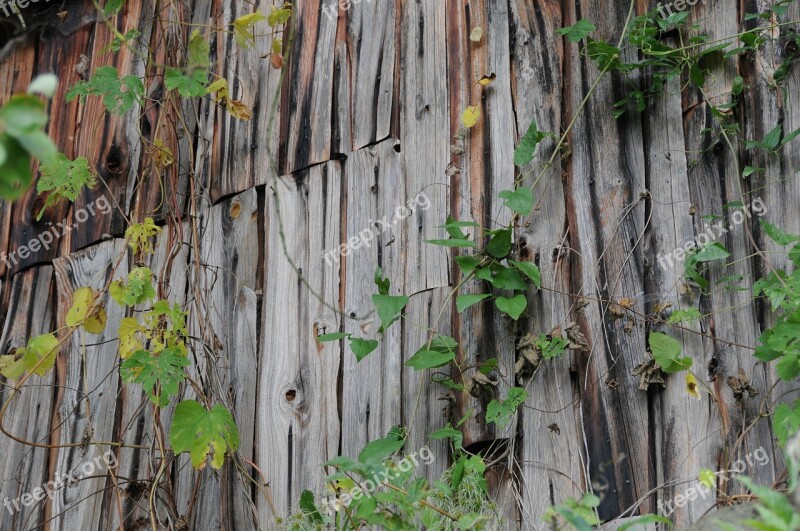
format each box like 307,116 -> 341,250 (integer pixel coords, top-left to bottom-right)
0,266 -> 55,531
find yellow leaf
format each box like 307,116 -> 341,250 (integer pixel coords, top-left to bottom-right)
233,11 -> 267,48
461,105 -> 480,129
152,139 -> 174,168
226,99 -> 253,121
685,372 -> 701,400
207,78 -> 229,104
118,317 -> 144,359
470,27 -> 483,42
477,73 -> 496,86
66,287 -> 107,335
28,334 -> 59,376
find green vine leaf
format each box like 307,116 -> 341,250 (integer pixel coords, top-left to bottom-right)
499,188 -> 534,216
233,11 -> 267,48
66,66 -> 144,115
405,349 -> 455,371
486,387 -> 527,428
509,260 -> 541,288
121,348 -> 190,407
456,293 -> 491,312
110,267 -> 157,307
0,95 -> 58,199
486,228 -> 512,258
495,294 -> 527,320
66,287 -> 107,335
649,332 -> 691,373
125,218 -> 162,255
514,119 -> 549,167
349,337 -> 379,362
760,220 -> 800,246
164,68 -> 208,98
0,333 -> 59,379
557,19 -> 596,43
36,155 -> 96,220
372,294 -> 409,332
170,400 -> 240,470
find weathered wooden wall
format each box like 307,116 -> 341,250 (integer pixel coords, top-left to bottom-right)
0,0 -> 798,529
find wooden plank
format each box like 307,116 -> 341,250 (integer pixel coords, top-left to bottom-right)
740,0 -> 800,476
347,0 -> 398,151
66,2 -> 150,251
279,0 -> 338,175
101,224 -> 191,530
339,142 -> 404,460
176,188 -> 261,529
0,266 -> 55,530
258,162 -> 342,519
643,66 -> 719,526
563,0 -> 652,519
50,239 -> 127,531
202,0 -> 282,202
506,2 -> 587,526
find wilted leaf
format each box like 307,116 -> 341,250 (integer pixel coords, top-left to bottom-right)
470,27 -> 483,42
461,105 -> 480,129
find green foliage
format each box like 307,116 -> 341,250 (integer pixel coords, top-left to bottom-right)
544,492 -> 601,530
0,333 -> 59,379
557,19 -> 596,43
495,294 -> 527,320
66,66 -> 144,115
170,400 -> 240,470
233,11 -> 268,48
0,94 -> 58,199
486,387 -> 527,428
739,476 -> 800,531
36,154 -> 96,219
685,242 -> 731,289
513,119 -> 549,167
66,287 -> 107,335
125,218 -> 162,255
774,401 -> 800,447
649,332 -> 691,373
121,348 -> 189,407
110,267 -> 157,306
405,348 -> 455,371
667,308 -> 702,324
498,188 -> 534,216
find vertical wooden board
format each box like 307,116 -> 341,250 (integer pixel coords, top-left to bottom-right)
0,266 -> 55,530
102,225 -> 191,530
279,0 -> 338,175
683,84 -> 774,490
209,0 -> 283,201
347,0 -> 397,150
4,36 -> 82,276
399,0 -> 450,295
66,2 -> 150,251
401,287 -> 452,484
740,0 -> 800,466
130,0 -> 206,219
340,142 -> 404,460
507,1 -> 587,525
179,189 -> 260,529
564,0 -> 651,518
258,163 -> 341,521
642,73 -> 719,525
446,0 -> 518,463
50,239 -> 127,531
